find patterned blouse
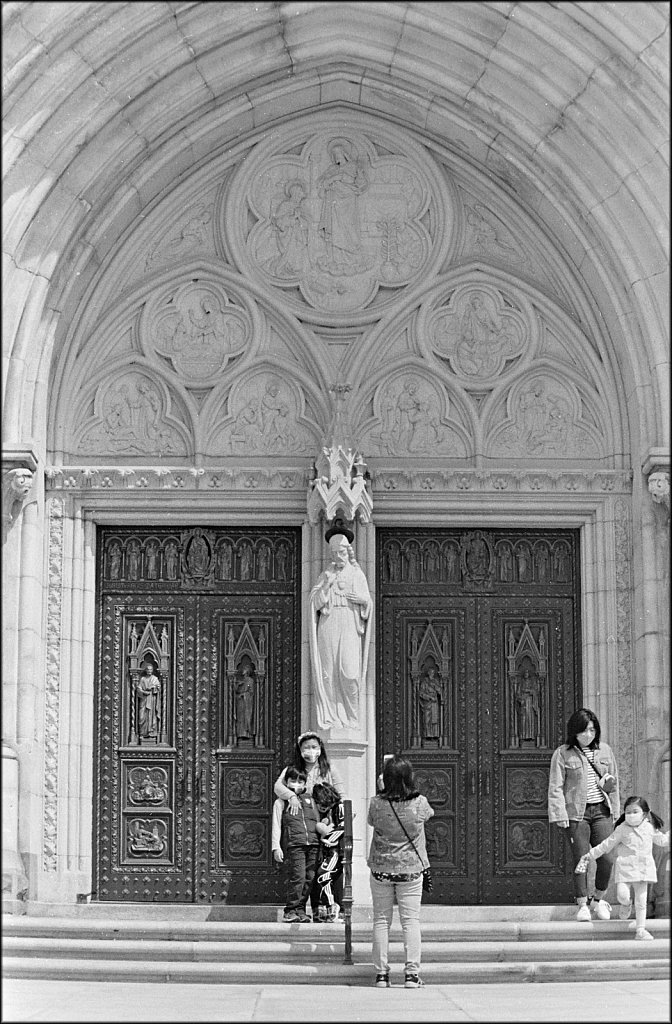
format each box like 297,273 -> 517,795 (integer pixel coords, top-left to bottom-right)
367,794 -> 434,875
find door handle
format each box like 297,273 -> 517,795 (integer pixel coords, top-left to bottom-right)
195,768 -> 202,803
469,770 -> 476,795
482,770 -> 491,796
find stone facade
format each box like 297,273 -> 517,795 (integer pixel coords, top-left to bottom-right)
2,4 -> 669,911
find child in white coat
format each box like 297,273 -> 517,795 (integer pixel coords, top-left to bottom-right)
576,795 -> 669,940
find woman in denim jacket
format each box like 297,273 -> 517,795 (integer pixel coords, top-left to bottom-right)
548,707 -> 620,921
367,754 -> 434,989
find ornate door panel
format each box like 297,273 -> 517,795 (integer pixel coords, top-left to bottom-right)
377,528 -> 580,905
94,526 -> 300,904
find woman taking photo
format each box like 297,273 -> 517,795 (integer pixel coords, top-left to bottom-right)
548,707 -> 620,921
367,754 -> 434,989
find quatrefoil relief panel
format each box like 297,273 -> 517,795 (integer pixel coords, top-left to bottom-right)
141,281 -> 254,386
224,115 -> 452,319
420,285 -> 531,386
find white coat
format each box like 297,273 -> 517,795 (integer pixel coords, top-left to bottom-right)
589,819 -> 669,883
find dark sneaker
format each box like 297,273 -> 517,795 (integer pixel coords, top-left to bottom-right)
404,974 -> 424,989
374,973 -> 390,988
282,910 -> 299,923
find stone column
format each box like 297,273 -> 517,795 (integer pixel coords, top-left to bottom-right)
642,460 -> 670,809
2,451 -> 37,911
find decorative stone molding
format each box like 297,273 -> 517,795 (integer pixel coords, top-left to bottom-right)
2,449 -> 37,541
43,496 -> 65,871
44,465 -> 311,494
368,467 -> 632,496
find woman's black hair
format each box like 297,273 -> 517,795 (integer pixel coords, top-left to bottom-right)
380,754 -> 420,802
292,732 -> 331,776
614,795 -> 665,830
565,708 -> 601,749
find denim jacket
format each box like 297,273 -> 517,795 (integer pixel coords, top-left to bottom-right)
547,742 -> 619,823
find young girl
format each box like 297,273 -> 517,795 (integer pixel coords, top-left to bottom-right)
274,732 -> 344,919
576,795 -> 669,940
313,781 -> 345,922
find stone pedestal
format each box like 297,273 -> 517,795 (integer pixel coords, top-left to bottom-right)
327,739 -> 373,905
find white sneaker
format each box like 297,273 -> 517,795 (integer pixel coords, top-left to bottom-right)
592,899 -> 612,920
576,904 -> 592,921
635,927 -> 654,940
618,903 -> 632,921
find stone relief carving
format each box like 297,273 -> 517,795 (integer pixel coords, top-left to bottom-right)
362,374 -> 466,457
427,286 -> 528,381
144,203 -> 213,271
76,371 -> 187,456
148,282 -> 250,383
43,497 -> 64,871
227,121 -> 449,315
463,203 -> 527,266
489,375 -> 601,458
207,372 -> 316,455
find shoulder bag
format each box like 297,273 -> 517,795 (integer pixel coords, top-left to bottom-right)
579,749 -> 616,794
387,800 -> 433,893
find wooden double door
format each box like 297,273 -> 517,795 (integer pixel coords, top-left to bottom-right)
377,527 -> 581,904
94,526 -> 301,903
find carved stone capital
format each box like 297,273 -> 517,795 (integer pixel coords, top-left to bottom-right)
2,463 -> 36,539
648,470 -> 670,515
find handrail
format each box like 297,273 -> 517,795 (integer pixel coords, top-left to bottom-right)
342,798 -> 353,964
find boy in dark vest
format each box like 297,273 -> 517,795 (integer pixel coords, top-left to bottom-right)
272,767 -> 321,922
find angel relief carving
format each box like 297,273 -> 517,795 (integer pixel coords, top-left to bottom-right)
76,372 -> 185,456
237,129 -> 439,313
490,377 -> 600,458
151,284 -> 249,382
429,288 -> 527,380
208,374 -> 314,455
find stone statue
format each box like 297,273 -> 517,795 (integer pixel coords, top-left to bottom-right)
135,663 -> 162,742
309,520 -> 372,730
417,665 -> 443,741
234,664 -> 256,741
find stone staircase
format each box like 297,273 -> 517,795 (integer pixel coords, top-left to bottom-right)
2,905 -> 669,986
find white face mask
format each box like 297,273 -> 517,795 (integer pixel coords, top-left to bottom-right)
625,809 -> 645,827
301,747 -> 319,763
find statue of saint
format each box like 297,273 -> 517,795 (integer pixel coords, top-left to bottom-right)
234,664 -> 256,741
309,521 -> 372,730
135,663 -> 162,742
417,665 -> 443,741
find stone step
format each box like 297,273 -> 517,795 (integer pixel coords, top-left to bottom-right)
3,914 -> 669,944
3,955 -> 668,985
3,934 -> 670,963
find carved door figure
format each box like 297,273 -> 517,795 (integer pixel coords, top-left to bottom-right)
377,527 -> 580,905
94,526 -> 300,903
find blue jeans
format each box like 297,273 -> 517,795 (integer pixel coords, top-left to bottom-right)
567,802 -> 614,899
370,872 -> 423,974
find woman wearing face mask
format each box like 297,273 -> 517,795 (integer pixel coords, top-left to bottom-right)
575,796 -> 669,940
274,732 -> 345,921
548,708 -> 620,921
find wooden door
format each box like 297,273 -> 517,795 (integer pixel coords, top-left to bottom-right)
94,526 -> 301,904
377,527 -> 581,904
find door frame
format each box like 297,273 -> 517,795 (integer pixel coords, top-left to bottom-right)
34,482 -> 634,905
